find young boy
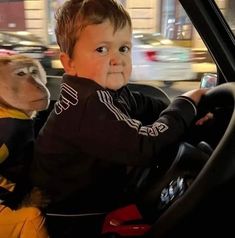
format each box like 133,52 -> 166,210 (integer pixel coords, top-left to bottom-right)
31,0 -> 208,228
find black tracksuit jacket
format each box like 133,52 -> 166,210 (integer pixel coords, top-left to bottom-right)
31,74 -> 197,213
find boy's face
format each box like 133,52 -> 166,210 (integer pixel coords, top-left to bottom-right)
61,20 -> 132,90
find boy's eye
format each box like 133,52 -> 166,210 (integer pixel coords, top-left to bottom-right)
119,46 -> 130,53
96,46 -> 108,54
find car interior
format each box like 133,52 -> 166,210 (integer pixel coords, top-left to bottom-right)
40,0 -> 235,237
145,0 -> 235,237
1,0 -> 235,237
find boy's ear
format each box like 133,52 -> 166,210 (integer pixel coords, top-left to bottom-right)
60,53 -> 76,75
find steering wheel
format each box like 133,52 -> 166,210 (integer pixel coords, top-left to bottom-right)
145,82 -> 235,237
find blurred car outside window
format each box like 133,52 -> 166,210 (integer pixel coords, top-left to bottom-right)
130,32 -> 196,82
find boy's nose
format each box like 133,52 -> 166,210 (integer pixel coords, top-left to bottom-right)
110,53 -> 122,65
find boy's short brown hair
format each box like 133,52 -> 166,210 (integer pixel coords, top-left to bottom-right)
55,0 -> 132,58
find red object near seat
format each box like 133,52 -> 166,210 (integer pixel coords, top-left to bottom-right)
102,204 -> 151,236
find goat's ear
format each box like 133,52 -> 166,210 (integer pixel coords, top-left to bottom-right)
0,56 -> 11,66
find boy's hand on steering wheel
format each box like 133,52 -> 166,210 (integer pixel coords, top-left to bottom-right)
195,112 -> 214,126
182,88 -> 209,105
182,88 -> 213,126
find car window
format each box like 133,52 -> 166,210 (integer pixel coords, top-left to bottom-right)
133,33 -> 174,46
215,0 -> 235,37
0,33 -> 20,44
162,0 -> 192,41
0,0 -> 223,97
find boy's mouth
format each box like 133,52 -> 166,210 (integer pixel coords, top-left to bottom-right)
109,66 -> 123,73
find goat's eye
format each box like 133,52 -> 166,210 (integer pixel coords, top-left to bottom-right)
14,67 -> 28,76
29,66 -> 38,75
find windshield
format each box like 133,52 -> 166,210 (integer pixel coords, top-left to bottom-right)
215,0 -> 235,37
